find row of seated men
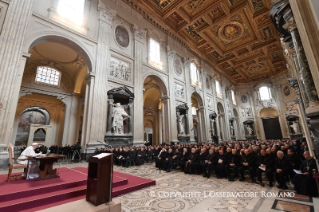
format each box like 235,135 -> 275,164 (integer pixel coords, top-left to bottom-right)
154,140 -> 318,197
93,146 -> 158,167
93,139 -> 317,197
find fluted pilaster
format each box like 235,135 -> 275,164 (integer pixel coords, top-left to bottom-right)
0,0 -> 34,145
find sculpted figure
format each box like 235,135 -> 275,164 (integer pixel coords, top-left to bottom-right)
112,103 -> 130,134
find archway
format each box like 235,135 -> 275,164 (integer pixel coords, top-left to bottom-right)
259,107 -> 283,139
13,37 -> 91,148
143,75 -> 168,145
217,102 -> 226,141
191,92 -> 205,143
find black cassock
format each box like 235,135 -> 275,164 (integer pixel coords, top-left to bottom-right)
294,158 -> 318,197
135,150 -> 146,165
184,153 -> 199,174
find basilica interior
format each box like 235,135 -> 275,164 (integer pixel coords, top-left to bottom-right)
0,0 -> 319,211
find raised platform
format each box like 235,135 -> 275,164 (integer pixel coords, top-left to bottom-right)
0,167 -> 156,212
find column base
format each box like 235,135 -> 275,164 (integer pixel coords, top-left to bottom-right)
132,140 -> 145,146
246,135 -> 257,141
105,135 -> 133,147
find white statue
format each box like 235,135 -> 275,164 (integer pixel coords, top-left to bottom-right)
246,125 -> 253,135
230,125 -> 234,136
290,122 -> 299,134
178,115 -> 185,135
112,103 -> 130,134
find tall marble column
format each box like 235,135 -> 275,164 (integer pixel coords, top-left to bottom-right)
283,18 -> 319,111
198,106 -> 206,142
183,58 -> 195,142
202,72 -> 211,143
61,95 -> 81,146
161,95 -> 170,144
106,97 -> 114,134
185,112 -> 189,135
0,0 -> 34,145
86,1 -> 116,148
288,78 -> 316,157
133,24 -> 146,146
167,47 -> 178,143
81,73 -> 95,147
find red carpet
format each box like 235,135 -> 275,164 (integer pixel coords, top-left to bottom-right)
0,167 -> 155,212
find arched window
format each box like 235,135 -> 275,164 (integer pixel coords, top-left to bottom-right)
58,0 -> 85,25
259,86 -> 272,101
231,90 -> 236,105
190,63 -> 201,87
216,80 -> 222,99
35,66 -> 61,87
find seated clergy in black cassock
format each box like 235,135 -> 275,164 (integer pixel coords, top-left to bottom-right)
203,149 -> 218,178
256,149 -> 275,187
287,148 -> 301,180
238,149 -> 256,182
225,149 -> 240,181
135,147 -> 146,165
172,148 -> 182,169
193,148 -> 207,174
178,148 -> 189,171
184,148 -> 199,174
156,148 -> 167,169
119,148 -> 129,167
216,149 -> 226,178
163,148 -> 174,172
294,151 -> 318,197
274,150 -> 290,189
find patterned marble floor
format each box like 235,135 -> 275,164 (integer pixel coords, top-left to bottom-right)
1,162 -> 318,212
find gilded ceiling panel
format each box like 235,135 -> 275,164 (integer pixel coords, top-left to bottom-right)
136,0 -> 287,83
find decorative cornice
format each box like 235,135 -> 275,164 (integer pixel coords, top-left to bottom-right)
98,0 -> 117,25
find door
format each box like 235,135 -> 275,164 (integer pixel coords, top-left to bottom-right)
262,117 -> 283,139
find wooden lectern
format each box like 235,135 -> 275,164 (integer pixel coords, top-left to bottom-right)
86,153 -> 113,206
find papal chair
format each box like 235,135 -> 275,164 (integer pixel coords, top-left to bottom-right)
7,143 -> 28,182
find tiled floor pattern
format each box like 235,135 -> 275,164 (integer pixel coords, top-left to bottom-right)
1,162 -> 318,212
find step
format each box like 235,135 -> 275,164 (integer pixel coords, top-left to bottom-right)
0,185 -> 87,212
0,180 -> 87,205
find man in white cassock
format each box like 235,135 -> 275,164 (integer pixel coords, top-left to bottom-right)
17,143 -> 42,179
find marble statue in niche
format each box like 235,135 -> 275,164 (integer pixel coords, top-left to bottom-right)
246,125 -> 253,135
178,115 -> 185,135
290,122 -> 300,134
115,25 -> 129,48
110,58 -> 131,82
174,57 -> 182,76
207,97 -> 212,108
230,125 -> 234,136
175,84 -> 184,99
112,103 -> 130,134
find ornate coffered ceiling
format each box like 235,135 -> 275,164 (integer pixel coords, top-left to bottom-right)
133,0 -> 286,84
